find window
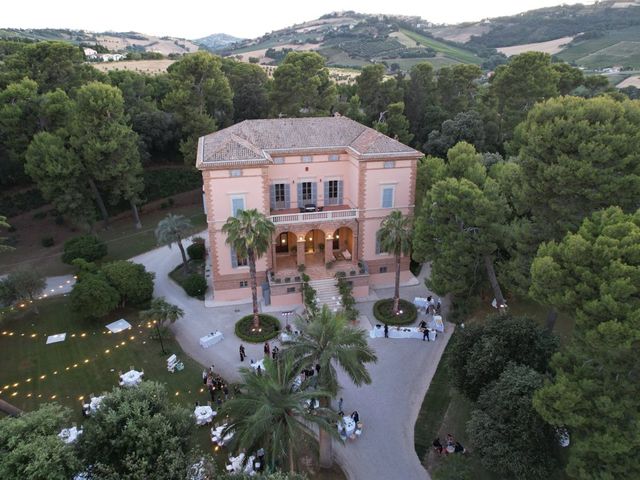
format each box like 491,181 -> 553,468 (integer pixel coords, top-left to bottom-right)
329,154 -> 340,161
381,186 -> 394,208
274,157 -> 285,164
383,161 -> 395,169
239,280 -> 248,288
375,230 -> 388,255
302,155 -> 313,163
301,182 -> 313,202
231,247 -> 248,268
324,179 -> 343,206
379,266 -> 388,273
286,287 -> 296,293
271,183 -> 289,210
230,169 -> 242,177
231,196 -> 245,217
297,181 -> 316,207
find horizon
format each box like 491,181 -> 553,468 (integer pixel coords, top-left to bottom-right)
3,0 -> 596,40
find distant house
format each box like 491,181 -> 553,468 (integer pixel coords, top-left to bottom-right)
98,53 -> 126,62
83,47 -> 98,59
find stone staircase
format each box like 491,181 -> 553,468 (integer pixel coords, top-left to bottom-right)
309,278 -> 341,311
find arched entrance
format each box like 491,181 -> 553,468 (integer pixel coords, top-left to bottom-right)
332,226 -> 354,261
274,231 -> 297,271
304,229 -> 325,267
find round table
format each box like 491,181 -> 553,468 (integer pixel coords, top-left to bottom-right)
340,416 -> 356,436
120,370 -> 143,386
194,406 -> 215,425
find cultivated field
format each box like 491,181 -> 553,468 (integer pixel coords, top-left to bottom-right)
616,75 -> 640,87
497,36 -> 574,57
95,33 -> 199,55
92,59 -> 176,74
399,28 -> 482,65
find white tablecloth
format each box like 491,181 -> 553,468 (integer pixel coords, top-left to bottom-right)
338,416 -> 356,436
370,325 -> 435,340
250,359 -> 265,372
429,316 -> 444,332
199,331 -> 224,348
194,406 -> 216,425
58,426 -> 82,444
211,423 -> 234,446
119,370 -> 143,387
227,453 -> 245,473
88,395 -> 104,413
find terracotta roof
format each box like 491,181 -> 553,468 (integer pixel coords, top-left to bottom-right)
198,116 -> 421,165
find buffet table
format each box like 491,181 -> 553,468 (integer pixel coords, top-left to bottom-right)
199,331 -> 224,348
370,325 -> 436,341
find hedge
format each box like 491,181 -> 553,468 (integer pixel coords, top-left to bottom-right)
187,242 -> 206,260
62,235 -> 108,264
373,298 -> 418,325
183,274 -> 207,297
235,314 -> 281,343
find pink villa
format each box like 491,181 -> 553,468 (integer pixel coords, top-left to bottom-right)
196,115 -> 423,307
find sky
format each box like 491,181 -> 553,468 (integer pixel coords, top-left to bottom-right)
3,0 -> 596,39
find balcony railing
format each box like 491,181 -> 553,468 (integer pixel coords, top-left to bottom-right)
269,208 -> 358,225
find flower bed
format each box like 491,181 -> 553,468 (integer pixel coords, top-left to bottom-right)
234,314 -> 281,343
373,298 -> 417,325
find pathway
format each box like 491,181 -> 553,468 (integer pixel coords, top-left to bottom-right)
63,238 -> 448,480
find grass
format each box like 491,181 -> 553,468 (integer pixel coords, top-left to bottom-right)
414,296 -> 575,479
0,297 -> 217,425
372,298 -> 418,325
168,259 -> 207,299
235,314 -> 281,343
0,204 -> 207,277
399,29 -> 482,65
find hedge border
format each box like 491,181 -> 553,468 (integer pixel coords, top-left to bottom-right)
373,298 -> 418,325
234,314 -> 281,343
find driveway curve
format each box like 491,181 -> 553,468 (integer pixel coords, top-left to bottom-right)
129,239 -> 450,480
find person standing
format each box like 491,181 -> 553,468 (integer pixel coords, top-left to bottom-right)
272,345 -> 279,360
338,397 -> 343,412
423,328 -> 429,342
264,342 -> 270,357
202,369 -> 207,384
239,344 -> 246,362
384,324 -> 389,338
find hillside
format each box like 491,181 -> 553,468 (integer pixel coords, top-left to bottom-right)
428,0 -> 640,69
217,12 -> 487,70
195,33 -> 244,50
0,28 -> 199,55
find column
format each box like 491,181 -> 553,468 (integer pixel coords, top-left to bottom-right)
324,235 -> 334,264
352,232 -> 358,264
296,238 -> 305,267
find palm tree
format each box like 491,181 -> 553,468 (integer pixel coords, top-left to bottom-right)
282,306 -> 377,468
222,209 -> 275,328
219,357 -> 338,474
379,210 -> 412,313
140,297 -> 184,354
155,214 -> 193,273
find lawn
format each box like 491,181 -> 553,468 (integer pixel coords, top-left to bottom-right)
0,296 -> 215,425
399,29 -> 482,65
556,25 -> 640,67
0,203 -> 206,277
414,296 -> 575,479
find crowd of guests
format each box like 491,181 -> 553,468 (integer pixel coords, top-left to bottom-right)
202,365 -> 229,406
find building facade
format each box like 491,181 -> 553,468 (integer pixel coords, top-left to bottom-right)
196,116 -> 422,306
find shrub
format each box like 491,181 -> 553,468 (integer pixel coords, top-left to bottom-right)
41,236 -> 54,247
373,298 -> 417,325
183,274 -> 207,297
62,235 -> 107,264
70,273 -> 120,318
0,188 -> 46,217
33,211 -> 48,220
234,314 -> 280,342
186,242 -> 206,260
101,260 -> 155,307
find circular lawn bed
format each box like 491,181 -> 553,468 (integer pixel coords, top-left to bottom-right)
235,314 -> 281,343
373,298 -> 418,325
